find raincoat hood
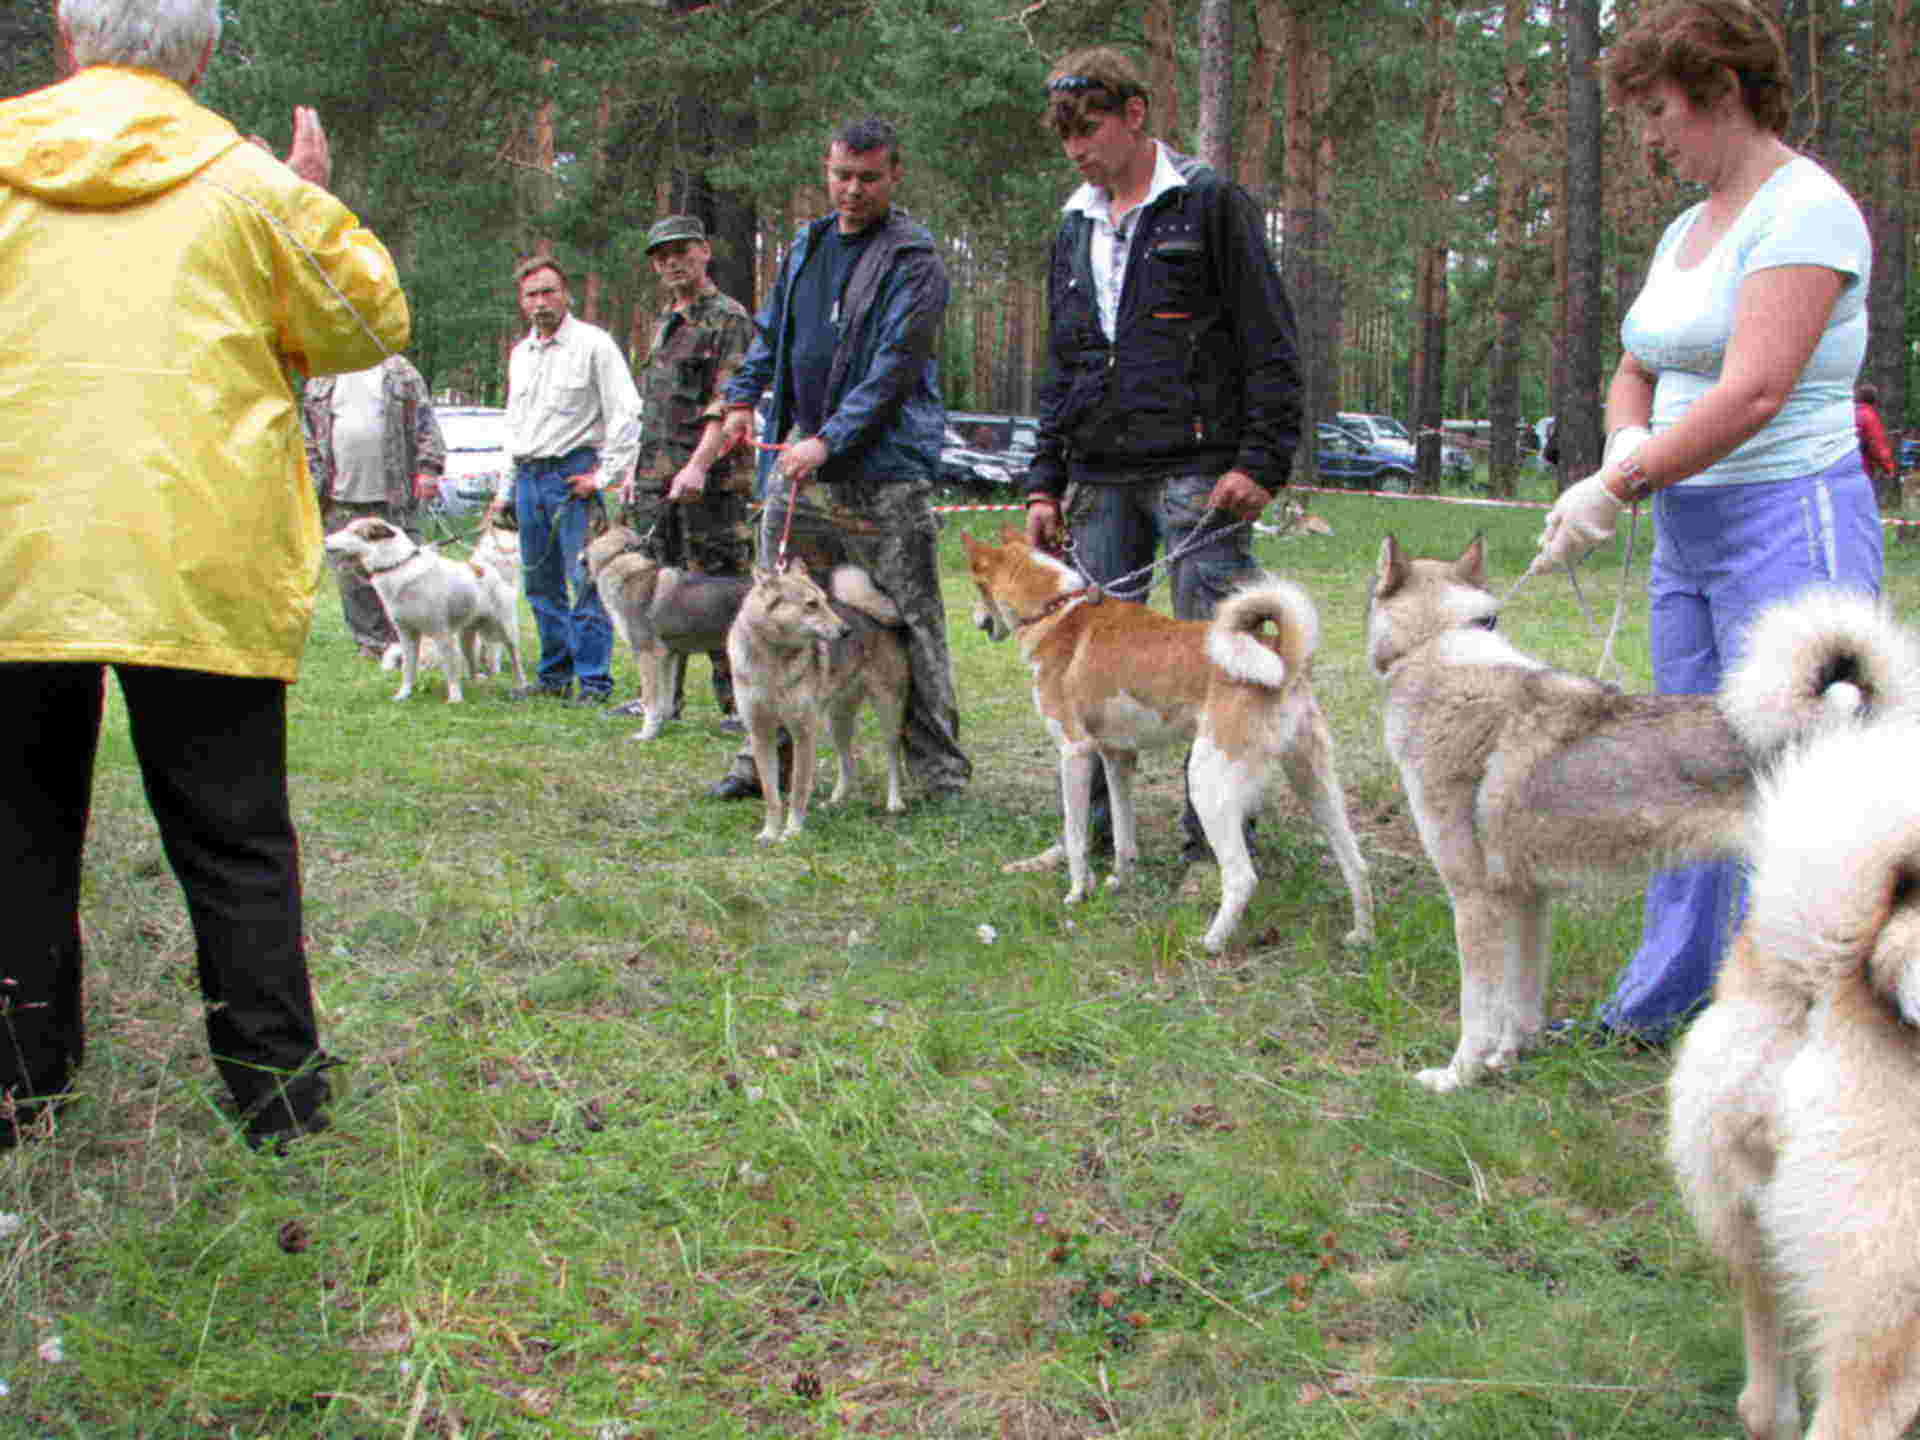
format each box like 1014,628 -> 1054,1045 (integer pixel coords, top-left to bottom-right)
0,66 -> 240,207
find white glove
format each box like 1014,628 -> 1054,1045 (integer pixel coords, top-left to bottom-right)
1605,424 -> 1651,469
1532,471 -> 1624,574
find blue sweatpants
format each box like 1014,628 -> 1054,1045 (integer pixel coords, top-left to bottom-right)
1600,454 -> 1883,1036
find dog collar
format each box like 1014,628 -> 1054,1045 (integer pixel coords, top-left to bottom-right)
1016,583 -> 1102,628
363,544 -> 425,577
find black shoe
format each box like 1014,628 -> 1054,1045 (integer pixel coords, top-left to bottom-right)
569,689 -> 613,707
608,696 -> 649,718
508,682 -> 571,702
707,772 -> 762,800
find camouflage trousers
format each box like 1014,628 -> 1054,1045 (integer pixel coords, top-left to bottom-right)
322,498 -> 415,652
620,485 -> 753,717
736,473 -> 972,795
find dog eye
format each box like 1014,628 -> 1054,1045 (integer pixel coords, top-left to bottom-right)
1470,614 -> 1498,631
1894,866 -> 1918,910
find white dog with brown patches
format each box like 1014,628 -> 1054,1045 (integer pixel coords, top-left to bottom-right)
323,516 -> 524,703
962,530 -> 1373,952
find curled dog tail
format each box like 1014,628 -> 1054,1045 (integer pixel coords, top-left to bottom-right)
829,565 -> 903,626
1720,586 -> 1920,754
1744,717 -> 1920,1012
1205,576 -> 1319,690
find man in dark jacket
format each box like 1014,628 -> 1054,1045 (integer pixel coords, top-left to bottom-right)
716,116 -> 971,799
1021,47 -> 1303,880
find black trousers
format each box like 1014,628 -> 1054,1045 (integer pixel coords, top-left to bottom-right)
0,664 -> 327,1139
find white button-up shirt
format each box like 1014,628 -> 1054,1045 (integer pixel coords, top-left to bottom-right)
1061,140 -> 1189,341
498,312 -> 641,498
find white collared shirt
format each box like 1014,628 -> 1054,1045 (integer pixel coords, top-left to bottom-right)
499,312 -> 642,497
1061,140 -> 1189,341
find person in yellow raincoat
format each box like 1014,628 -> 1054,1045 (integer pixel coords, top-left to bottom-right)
0,0 -> 410,1149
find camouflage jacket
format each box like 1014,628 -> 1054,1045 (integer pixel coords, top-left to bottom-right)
302,354 -> 445,510
635,285 -> 755,493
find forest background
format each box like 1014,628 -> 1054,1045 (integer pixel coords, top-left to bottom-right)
3,0 -> 1916,492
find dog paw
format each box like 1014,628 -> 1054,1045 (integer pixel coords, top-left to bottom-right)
391,690 -> 412,702
1342,926 -> 1376,948
885,798 -> 906,815
1003,845 -> 1066,874
1414,1065 -> 1465,1094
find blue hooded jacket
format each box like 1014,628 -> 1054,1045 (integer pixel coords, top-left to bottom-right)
724,208 -> 948,492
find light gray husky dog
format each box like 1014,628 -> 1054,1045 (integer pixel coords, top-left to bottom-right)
1367,535 -> 1918,1093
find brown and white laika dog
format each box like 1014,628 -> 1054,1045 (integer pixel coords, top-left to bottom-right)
962,530 -> 1373,952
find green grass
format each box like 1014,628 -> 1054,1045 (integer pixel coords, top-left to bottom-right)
3,490 -> 1916,1436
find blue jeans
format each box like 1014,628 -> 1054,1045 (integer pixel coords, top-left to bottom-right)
1602,454 -> 1883,1035
514,449 -> 612,695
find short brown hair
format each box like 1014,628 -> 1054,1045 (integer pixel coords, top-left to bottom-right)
1043,47 -> 1149,139
1602,0 -> 1791,135
513,255 -> 569,292
1858,381 -> 1879,405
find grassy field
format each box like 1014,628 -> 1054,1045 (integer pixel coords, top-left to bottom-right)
5,484 -> 1917,1438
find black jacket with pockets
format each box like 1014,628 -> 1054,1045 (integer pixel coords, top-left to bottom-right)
1027,150 -> 1302,497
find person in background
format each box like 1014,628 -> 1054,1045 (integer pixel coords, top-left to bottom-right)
304,355 -> 445,658
1854,379 -> 1897,508
486,257 -> 641,705
616,214 -> 755,740
1533,0 -> 1883,1044
0,0 -> 410,1147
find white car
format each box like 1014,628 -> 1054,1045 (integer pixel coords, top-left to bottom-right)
433,406 -> 509,517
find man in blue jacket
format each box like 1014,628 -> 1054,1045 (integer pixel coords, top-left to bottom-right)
715,117 -> 970,800
1021,47 -> 1302,885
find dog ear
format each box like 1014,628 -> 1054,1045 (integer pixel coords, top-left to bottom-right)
1457,534 -> 1487,587
1375,536 -> 1408,598
753,564 -> 775,584
1000,525 -> 1024,545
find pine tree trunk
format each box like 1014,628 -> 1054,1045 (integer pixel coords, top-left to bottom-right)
1559,0 -> 1604,484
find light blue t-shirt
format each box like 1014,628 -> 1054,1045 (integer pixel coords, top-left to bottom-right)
1620,155 -> 1869,487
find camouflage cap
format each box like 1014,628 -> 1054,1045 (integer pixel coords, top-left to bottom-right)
644,215 -> 707,253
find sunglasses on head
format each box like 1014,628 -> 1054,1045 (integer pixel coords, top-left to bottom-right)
1047,74 -> 1101,93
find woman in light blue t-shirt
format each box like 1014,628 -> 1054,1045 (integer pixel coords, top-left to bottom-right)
1535,0 -> 1883,1042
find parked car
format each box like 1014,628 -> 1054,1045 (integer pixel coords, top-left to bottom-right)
432,405 -> 509,520
939,411 -> 1038,493
1315,421 -> 1413,492
1901,436 -> 1919,472
939,425 -> 1017,493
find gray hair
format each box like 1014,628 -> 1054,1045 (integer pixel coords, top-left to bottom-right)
59,0 -> 221,88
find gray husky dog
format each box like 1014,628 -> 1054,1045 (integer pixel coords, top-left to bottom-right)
1367,535 -> 1918,1093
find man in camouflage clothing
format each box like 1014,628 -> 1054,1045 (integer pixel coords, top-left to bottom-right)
303,354 -> 446,656
615,214 -> 755,737
716,117 -> 971,800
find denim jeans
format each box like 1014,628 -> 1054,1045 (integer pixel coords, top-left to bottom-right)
1602,454 -> 1883,1036
514,448 -> 613,695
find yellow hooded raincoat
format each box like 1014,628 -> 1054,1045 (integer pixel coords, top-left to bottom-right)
0,66 -> 409,681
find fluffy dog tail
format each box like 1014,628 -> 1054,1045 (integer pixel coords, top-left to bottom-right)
1206,576 -> 1319,690
1720,587 -> 1920,755
1745,716 -> 1920,1013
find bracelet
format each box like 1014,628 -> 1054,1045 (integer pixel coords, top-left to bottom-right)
1612,454 -> 1653,503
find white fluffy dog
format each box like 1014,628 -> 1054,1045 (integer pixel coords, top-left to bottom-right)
324,517 -> 524,703
1669,717 -> 1920,1440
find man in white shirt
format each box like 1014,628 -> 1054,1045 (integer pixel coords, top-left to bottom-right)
303,354 -> 444,657
488,257 -> 641,703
